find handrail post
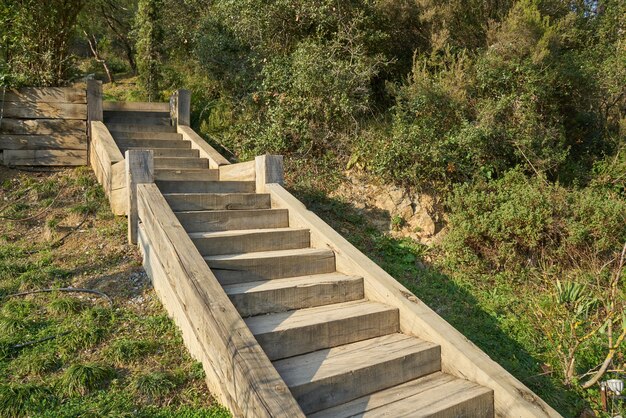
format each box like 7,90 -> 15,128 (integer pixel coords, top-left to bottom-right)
126,149 -> 154,244
86,80 -> 103,163
171,89 -> 190,127
255,154 -> 284,193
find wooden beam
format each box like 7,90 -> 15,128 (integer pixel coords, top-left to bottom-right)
172,89 -> 191,126
266,183 -> 561,418
219,160 -> 255,181
126,150 -> 154,244
2,87 -> 86,103
177,125 -> 230,169
3,149 -> 86,166
255,155 -> 284,193
136,183 -> 304,417
0,118 -> 86,136
0,134 -> 86,150
103,101 -> 169,112
1,101 -> 87,120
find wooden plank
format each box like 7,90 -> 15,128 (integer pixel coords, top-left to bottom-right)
156,180 -> 254,194
137,225 -> 236,408
3,149 -> 86,166
189,227 -> 310,255
174,208 -> 289,233
255,155 -> 283,193
136,183 -> 304,417
153,157 -> 208,169
204,248 -> 336,284
178,125 -> 229,169
0,118 -> 86,135
87,80 -> 103,124
2,101 -> 87,120
110,187 -> 127,215
266,183 -> 560,418
274,334 -> 440,414
91,121 -> 124,163
103,116 -> 171,125
154,169 -> 218,182
3,87 -> 86,103
310,372 -> 493,418
106,123 -> 176,133
174,89 -> 191,126
0,134 -> 86,150
125,148 -> 199,158
163,192 -> 271,212
224,273 -> 364,317
111,131 -> 182,140
103,101 -> 170,112
219,160 -> 255,181
126,150 -> 154,244
246,300 -> 399,360
116,138 -> 191,150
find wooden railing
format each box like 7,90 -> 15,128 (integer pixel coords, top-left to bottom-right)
126,150 -> 304,418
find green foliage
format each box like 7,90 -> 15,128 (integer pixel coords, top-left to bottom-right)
132,371 -> 176,400
106,338 -> 156,364
443,168 -> 626,274
0,0 -> 85,86
135,0 -> 164,100
0,383 -> 57,417
59,363 -> 116,396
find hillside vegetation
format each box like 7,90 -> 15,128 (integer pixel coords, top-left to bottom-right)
1,0 -> 625,416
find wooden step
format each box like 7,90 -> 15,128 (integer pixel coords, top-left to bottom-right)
154,169 -> 218,181
124,148 -> 199,158
117,138 -> 191,149
105,123 -> 176,133
157,180 -> 255,194
246,300 -> 397,360
103,101 -> 169,112
189,227 -> 310,255
274,334 -> 441,414
164,193 -> 271,211
224,273 -> 364,317
175,208 -> 288,233
205,247 -> 335,284
154,157 -> 208,169
111,131 -> 183,140
104,110 -> 170,119
103,116 -> 171,125
309,372 -> 494,418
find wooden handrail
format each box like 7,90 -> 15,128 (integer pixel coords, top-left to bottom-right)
266,182 -> 561,418
177,125 -> 230,169
136,182 -> 304,418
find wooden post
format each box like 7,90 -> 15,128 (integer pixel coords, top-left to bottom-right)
126,149 -> 154,244
172,89 -> 190,127
255,154 -> 284,193
86,80 -> 103,164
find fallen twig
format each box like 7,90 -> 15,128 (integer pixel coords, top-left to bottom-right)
1,288 -> 113,306
11,331 -> 71,350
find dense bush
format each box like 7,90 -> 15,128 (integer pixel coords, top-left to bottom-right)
443,168 -> 626,275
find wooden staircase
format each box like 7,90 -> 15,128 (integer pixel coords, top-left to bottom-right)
102,106 -> 496,417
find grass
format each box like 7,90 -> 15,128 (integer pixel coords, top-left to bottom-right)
0,166 -> 230,417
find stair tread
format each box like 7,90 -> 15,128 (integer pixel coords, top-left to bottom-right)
189,227 -> 306,239
245,300 -> 393,336
223,272 -> 361,296
274,333 -> 437,388
309,372 -> 493,418
204,247 -> 333,261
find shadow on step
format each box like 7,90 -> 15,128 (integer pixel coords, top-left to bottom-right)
289,186 -> 584,416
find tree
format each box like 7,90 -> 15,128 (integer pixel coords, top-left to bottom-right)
135,0 -> 164,100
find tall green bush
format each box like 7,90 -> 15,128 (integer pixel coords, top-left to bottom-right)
135,0 -> 164,101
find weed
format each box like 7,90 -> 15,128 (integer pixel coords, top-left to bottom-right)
106,338 -> 156,364
49,297 -> 84,315
59,363 -> 116,396
133,371 -> 176,400
0,383 -> 57,417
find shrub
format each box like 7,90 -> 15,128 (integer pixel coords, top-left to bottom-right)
443,168 -> 626,275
